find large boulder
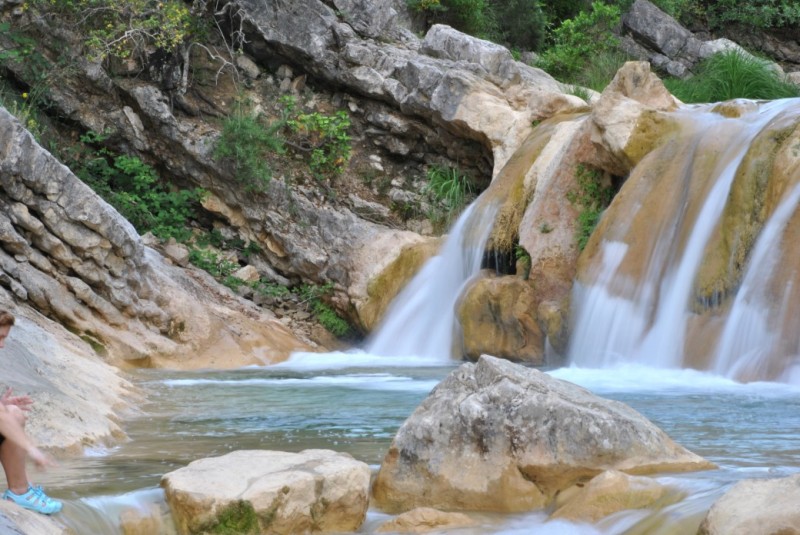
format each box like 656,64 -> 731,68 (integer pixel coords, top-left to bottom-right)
698,473 -> 800,535
161,449 -> 371,535
372,355 -> 713,513
456,273 -> 544,364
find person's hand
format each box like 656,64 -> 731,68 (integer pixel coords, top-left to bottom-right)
27,447 -> 57,470
0,388 -> 33,411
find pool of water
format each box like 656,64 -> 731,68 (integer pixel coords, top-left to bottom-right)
36,353 -> 800,534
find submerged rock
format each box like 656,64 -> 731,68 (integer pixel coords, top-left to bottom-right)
376,507 -> 476,533
161,449 -> 371,535
550,469 -> 680,522
698,473 -> 800,535
372,355 -> 713,514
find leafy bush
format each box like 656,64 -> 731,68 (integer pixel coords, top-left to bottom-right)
214,103 -> 285,191
663,50 -> 800,103
567,164 -> 615,251
424,165 -> 473,227
283,96 -> 352,179
30,0 -> 196,62
76,145 -> 202,241
537,2 -> 621,83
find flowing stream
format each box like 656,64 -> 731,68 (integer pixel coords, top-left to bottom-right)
36,361 -> 800,534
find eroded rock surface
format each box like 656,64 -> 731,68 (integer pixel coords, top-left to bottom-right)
372,355 -> 713,513
162,449 -> 371,535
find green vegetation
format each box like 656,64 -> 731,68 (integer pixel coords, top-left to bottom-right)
198,500 -> 259,535
29,0 -> 198,62
703,0 -> 800,31
283,96 -> 352,179
664,50 -> 800,103
514,244 -> 531,279
214,100 -> 285,191
299,283 -> 352,338
567,164 -> 615,251
537,2 -> 621,84
74,133 -> 203,242
424,165 -> 474,227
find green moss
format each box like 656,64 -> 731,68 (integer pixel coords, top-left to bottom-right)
199,500 -> 259,535
79,333 -> 107,357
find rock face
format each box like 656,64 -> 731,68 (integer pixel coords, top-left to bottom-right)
621,0 -> 782,78
0,304 -> 132,453
162,449 -> 371,535
0,107 -> 312,368
698,473 -> 800,535
372,355 -> 713,514
232,0 -> 584,176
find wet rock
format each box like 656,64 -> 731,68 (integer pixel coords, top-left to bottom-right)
0,501 -> 65,534
457,274 -> 544,364
120,504 -> 167,535
372,355 -> 714,514
698,473 -> 800,535
550,470 -> 678,522
376,507 -> 476,533
162,449 -> 371,535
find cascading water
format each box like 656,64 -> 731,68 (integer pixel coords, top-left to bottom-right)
569,98 -> 800,380
364,200 -> 497,360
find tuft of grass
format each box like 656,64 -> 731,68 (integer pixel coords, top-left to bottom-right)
424,165 -> 473,228
664,50 -> 800,103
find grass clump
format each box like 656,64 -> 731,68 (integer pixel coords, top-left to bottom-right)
664,50 -> 800,103
424,165 -> 474,229
567,164 -> 615,251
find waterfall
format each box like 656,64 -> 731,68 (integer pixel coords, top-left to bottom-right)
365,200 -> 497,361
569,98 -> 800,379
712,182 -> 800,380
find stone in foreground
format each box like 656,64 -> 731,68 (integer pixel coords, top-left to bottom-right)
372,355 -> 713,513
698,473 -> 800,535
161,449 -> 371,534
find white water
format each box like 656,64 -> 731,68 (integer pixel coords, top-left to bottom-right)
364,201 -> 497,361
570,99 -> 800,374
712,182 -> 800,380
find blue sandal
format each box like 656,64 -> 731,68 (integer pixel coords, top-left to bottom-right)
3,484 -> 62,515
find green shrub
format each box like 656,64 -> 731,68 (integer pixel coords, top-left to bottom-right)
537,2 -> 621,83
214,103 -> 285,191
283,96 -> 352,179
567,164 -> 614,251
77,147 -> 202,241
663,49 -> 800,103
424,165 -> 473,227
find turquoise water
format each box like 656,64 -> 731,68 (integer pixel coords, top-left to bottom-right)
36,354 -> 800,534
